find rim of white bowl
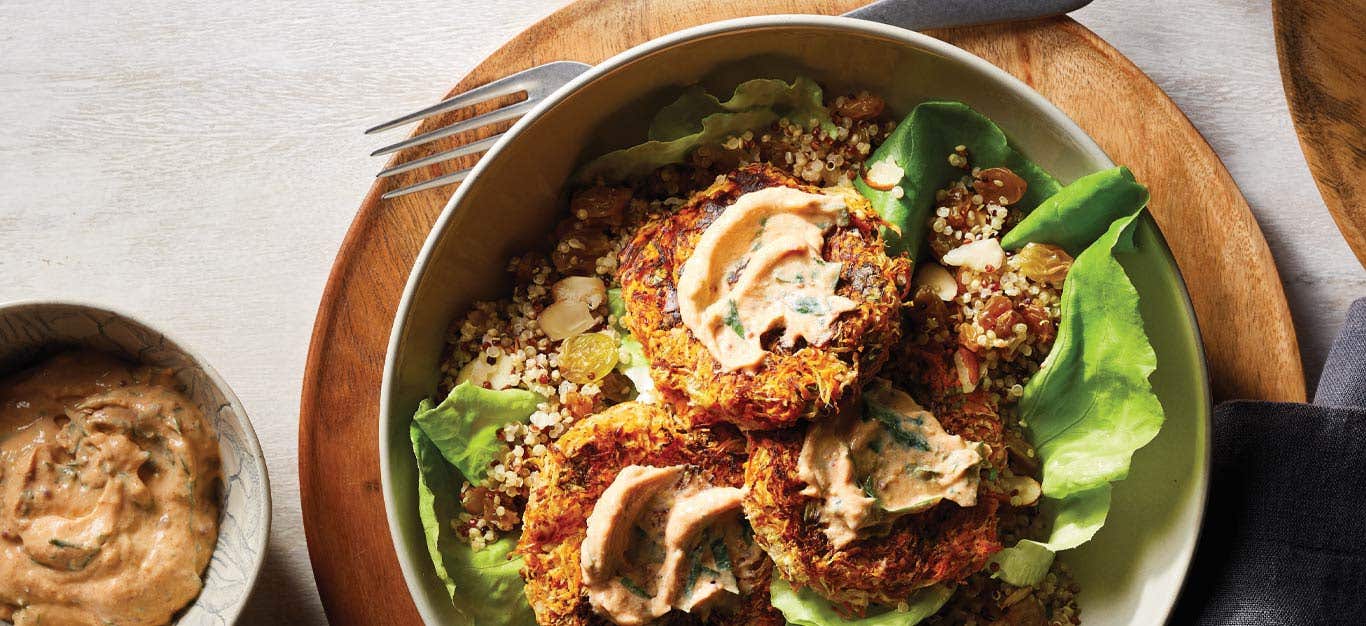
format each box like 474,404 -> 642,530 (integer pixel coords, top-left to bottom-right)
380,14 -> 1211,625
0,298 -> 272,624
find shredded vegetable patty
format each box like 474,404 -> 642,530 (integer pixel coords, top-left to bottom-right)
618,164 -> 910,430
517,402 -> 783,626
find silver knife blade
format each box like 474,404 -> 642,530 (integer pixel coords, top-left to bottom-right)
844,0 -> 1094,30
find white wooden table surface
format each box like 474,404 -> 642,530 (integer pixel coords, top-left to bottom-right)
2,0 -> 1362,622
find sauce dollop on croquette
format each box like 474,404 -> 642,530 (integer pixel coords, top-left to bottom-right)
677,186 -> 858,371
798,380 -> 985,548
581,465 -> 761,624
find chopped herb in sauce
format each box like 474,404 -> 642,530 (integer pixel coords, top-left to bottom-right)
723,300 -> 745,337
865,399 -> 930,451
683,543 -> 707,595
619,576 -> 652,598
905,464 -> 940,479
859,474 -> 879,503
750,217 -> 771,251
710,536 -> 732,573
787,296 -> 827,316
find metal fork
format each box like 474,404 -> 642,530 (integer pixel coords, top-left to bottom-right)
367,0 -> 1092,200
367,60 -> 590,199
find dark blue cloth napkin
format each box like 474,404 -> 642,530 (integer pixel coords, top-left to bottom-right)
1173,298 -> 1366,625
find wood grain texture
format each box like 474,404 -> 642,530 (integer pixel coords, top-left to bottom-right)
1273,0 -> 1366,267
299,1 -> 1306,624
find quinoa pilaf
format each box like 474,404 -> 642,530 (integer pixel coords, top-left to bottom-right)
432,89 -> 1084,624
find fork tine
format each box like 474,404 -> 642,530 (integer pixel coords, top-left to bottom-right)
369,99 -> 534,157
365,72 -> 534,135
381,168 -> 472,200
375,135 -> 500,179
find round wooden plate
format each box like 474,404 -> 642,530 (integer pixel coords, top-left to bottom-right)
1273,0 -> 1366,267
299,1 -> 1306,623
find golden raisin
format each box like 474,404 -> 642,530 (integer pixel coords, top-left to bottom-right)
1019,303 -> 1056,346
559,332 -> 618,384
568,186 -> 630,227
1013,243 -> 1073,287
835,93 -> 886,121
460,486 -> 491,516
978,295 -> 1023,338
551,222 -> 614,274
974,167 -> 1028,205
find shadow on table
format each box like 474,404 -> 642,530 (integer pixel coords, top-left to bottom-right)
237,542 -> 328,625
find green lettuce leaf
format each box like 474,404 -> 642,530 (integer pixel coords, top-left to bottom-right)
770,578 -> 953,626
617,333 -> 656,403
607,287 -> 628,326
1021,207 -> 1163,499
987,486 -> 1111,585
414,381 -> 542,483
576,77 -> 833,183
1001,167 -> 1150,255
855,101 -> 1061,259
989,195 -> 1163,585
410,422 -> 536,626
607,287 -> 656,402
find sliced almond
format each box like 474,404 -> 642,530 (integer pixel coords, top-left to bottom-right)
551,276 -> 607,309
941,238 -> 1006,274
455,347 -> 517,390
540,300 -> 596,341
913,264 -> 958,301
863,157 -> 904,191
953,347 -> 980,394
1003,474 -> 1042,507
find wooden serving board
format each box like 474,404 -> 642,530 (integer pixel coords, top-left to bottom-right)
1273,0 -> 1366,267
299,1 -> 1307,623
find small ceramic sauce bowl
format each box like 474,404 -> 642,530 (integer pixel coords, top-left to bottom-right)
0,300 -> 270,625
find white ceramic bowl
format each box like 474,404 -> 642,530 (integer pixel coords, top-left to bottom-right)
381,15 -> 1209,625
0,301 -> 271,625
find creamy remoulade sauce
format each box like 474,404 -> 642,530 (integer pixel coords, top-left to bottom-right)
677,186 -> 858,371
0,352 -> 220,626
580,465 -> 765,625
798,380 -> 985,548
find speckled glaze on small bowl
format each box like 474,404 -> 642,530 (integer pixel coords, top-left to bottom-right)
0,301 -> 270,626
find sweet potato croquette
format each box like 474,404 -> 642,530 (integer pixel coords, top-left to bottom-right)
742,393 -> 1007,614
518,402 -> 783,626
618,164 -> 910,430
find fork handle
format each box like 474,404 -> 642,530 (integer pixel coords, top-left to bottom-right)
844,0 -> 1094,30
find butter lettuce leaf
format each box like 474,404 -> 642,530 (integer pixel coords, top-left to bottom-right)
617,333 -> 656,403
608,287 -> 656,402
576,77 -> 832,183
414,381 -> 542,484
988,187 -> 1163,585
1001,167 -> 1149,255
1021,207 -> 1163,499
855,101 -> 1060,259
650,76 -> 831,141
410,422 -> 535,626
770,578 -> 953,626
987,486 -> 1111,585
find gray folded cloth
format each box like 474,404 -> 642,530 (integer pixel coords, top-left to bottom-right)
1174,298 -> 1366,625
